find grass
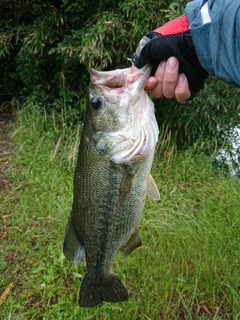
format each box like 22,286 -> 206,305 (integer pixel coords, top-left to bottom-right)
1,105 -> 240,319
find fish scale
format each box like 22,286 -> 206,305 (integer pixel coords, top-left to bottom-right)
63,65 -> 160,307
74,136 -> 149,276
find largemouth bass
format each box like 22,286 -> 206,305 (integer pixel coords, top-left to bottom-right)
63,65 -> 160,308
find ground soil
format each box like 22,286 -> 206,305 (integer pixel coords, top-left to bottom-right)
0,103 -> 15,244
0,103 -> 15,194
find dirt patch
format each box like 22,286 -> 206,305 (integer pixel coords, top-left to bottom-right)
0,103 -> 15,240
0,103 -> 15,193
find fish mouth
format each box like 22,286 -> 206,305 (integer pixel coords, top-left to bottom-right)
89,65 -> 152,90
89,68 -> 128,88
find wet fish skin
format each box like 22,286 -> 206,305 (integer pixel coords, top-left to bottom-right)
63,65 -> 160,308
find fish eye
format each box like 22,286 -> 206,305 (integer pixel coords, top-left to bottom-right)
90,97 -> 102,109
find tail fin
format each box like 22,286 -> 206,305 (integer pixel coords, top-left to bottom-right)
79,274 -> 129,308
63,215 -> 84,264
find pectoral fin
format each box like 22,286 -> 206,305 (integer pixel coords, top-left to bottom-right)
118,164 -> 136,204
146,174 -> 160,201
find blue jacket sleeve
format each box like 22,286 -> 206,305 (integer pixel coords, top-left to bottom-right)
185,0 -> 240,87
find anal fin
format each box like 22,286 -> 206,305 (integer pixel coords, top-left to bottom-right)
63,215 -> 84,264
119,228 -> 142,256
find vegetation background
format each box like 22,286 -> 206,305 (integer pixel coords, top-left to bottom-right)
0,0 -> 240,319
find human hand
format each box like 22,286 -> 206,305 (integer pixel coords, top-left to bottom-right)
131,15 -> 208,101
132,57 -> 191,102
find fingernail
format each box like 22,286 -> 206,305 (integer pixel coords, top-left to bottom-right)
178,73 -> 186,85
159,61 -> 166,73
167,57 -> 178,72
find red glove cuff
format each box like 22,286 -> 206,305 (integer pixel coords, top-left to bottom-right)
154,14 -> 189,36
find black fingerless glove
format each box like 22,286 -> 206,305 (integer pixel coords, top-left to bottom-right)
132,15 -> 209,100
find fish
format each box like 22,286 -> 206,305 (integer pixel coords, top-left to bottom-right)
63,64 -> 160,308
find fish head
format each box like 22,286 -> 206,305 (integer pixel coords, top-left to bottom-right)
85,65 -> 159,163
88,66 -> 150,131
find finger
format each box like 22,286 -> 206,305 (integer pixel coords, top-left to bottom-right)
131,65 -> 138,73
145,76 -> 158,91
175,73 -> 191,102
149,61 -> 166,98
162,57 -> 179,98
132,64 -> 158,91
